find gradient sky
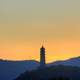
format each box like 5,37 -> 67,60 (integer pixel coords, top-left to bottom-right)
0,0 -> 80,63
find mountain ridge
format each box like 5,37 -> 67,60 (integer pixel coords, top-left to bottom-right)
1,56 -> 80,80
48,56 -> 80,67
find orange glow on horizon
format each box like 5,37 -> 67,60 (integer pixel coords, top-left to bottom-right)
0,39 -> 80,63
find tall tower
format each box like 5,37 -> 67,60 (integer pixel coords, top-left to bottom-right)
40,45 -> 46,68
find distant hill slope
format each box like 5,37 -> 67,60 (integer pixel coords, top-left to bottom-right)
48,56 -> 80,67
0,60 -> 39,80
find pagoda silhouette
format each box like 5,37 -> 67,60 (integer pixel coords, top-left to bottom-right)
40,45 -> 46,68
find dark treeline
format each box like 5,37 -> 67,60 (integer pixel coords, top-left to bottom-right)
15,65 -> 80,80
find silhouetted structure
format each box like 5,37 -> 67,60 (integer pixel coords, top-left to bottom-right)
40,46 -> 46,68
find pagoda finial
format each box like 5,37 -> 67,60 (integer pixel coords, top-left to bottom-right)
41,45 -> 44,48
41,40 -> 45,47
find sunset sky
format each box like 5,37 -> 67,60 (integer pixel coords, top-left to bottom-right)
0,0 -> 80,63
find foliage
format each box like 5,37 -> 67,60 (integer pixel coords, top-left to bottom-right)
15,65 -> 80,80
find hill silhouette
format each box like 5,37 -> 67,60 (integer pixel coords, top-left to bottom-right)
15,65 -> 80,80
15,56 -> 80,80
1,56 -> 80,80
